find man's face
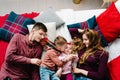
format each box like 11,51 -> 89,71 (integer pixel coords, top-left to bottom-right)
33,29 -> 47,42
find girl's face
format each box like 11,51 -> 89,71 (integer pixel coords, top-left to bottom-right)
64,44 -> 72,54
82,34 -> 90,47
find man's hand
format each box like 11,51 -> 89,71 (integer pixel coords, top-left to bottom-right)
30,58 -> 41,66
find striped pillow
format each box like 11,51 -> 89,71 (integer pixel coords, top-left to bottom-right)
67,15 -> 108,47
67,16 -> 97,29
0,11 -> 35,42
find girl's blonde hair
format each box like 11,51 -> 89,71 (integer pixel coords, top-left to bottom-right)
79,28 -> 106,64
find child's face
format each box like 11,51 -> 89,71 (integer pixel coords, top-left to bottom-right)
64,44 -> 72,54
60,43 -> 67,52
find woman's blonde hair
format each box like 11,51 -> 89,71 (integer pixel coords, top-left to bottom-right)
79,28 -> 105,64
71,37 -> 83,54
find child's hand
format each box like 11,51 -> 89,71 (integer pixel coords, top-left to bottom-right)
55,68 -> 62,77
73,55 -> 79,62
68,54 -> 74,60
55,72 -> 61,77
64,54 -> 74,62
62,54 -> 76,62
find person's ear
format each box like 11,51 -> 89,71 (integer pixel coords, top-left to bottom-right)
31,29 -> 36,33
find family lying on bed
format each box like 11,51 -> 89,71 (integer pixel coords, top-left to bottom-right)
0,22 -> 109,80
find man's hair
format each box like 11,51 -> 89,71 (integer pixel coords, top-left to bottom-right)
32,22 -> 47,32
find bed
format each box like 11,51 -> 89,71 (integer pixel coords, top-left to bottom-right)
0,1 -> 120,80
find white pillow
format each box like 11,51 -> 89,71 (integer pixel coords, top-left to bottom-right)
27,22 -> 56,42
115,0 -> 120,13
34,8 -> 65,29
105,38 -> 120,62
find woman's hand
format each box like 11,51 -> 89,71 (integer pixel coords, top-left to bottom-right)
73,68 -> 88,76
73,68 -> 82,73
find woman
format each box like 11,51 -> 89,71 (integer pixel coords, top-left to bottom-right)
73,29 -> 109,80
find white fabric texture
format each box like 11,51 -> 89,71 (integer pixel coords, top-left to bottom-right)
115,0 -> 120,13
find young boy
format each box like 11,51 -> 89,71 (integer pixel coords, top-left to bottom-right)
40,36 -> 68,80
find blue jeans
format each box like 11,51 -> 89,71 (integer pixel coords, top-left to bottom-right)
4,77 -> 11,80
40,66 -> 60,80
75,76 -> 92,80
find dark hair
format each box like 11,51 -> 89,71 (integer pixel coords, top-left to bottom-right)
32,22 -> 47,32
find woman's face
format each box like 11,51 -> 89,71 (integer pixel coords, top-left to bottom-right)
82,34 -> 90,47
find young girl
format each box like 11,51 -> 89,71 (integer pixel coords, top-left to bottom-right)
55,37 -> 83,80
40,36 -> 68,80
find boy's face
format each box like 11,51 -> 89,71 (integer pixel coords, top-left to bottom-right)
59,43 -> 67,52
32,29 -> 47,42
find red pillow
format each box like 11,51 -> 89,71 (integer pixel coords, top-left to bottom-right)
21,12 -> 39,19
96,2 -> 120,43
0,40 -> 8,70
0,14 -> 9,27
107,56 -> 120,80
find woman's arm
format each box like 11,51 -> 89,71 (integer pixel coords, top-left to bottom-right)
87,53 -> 109,80
73,52 -> 109,80
73,67 -> 88,76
